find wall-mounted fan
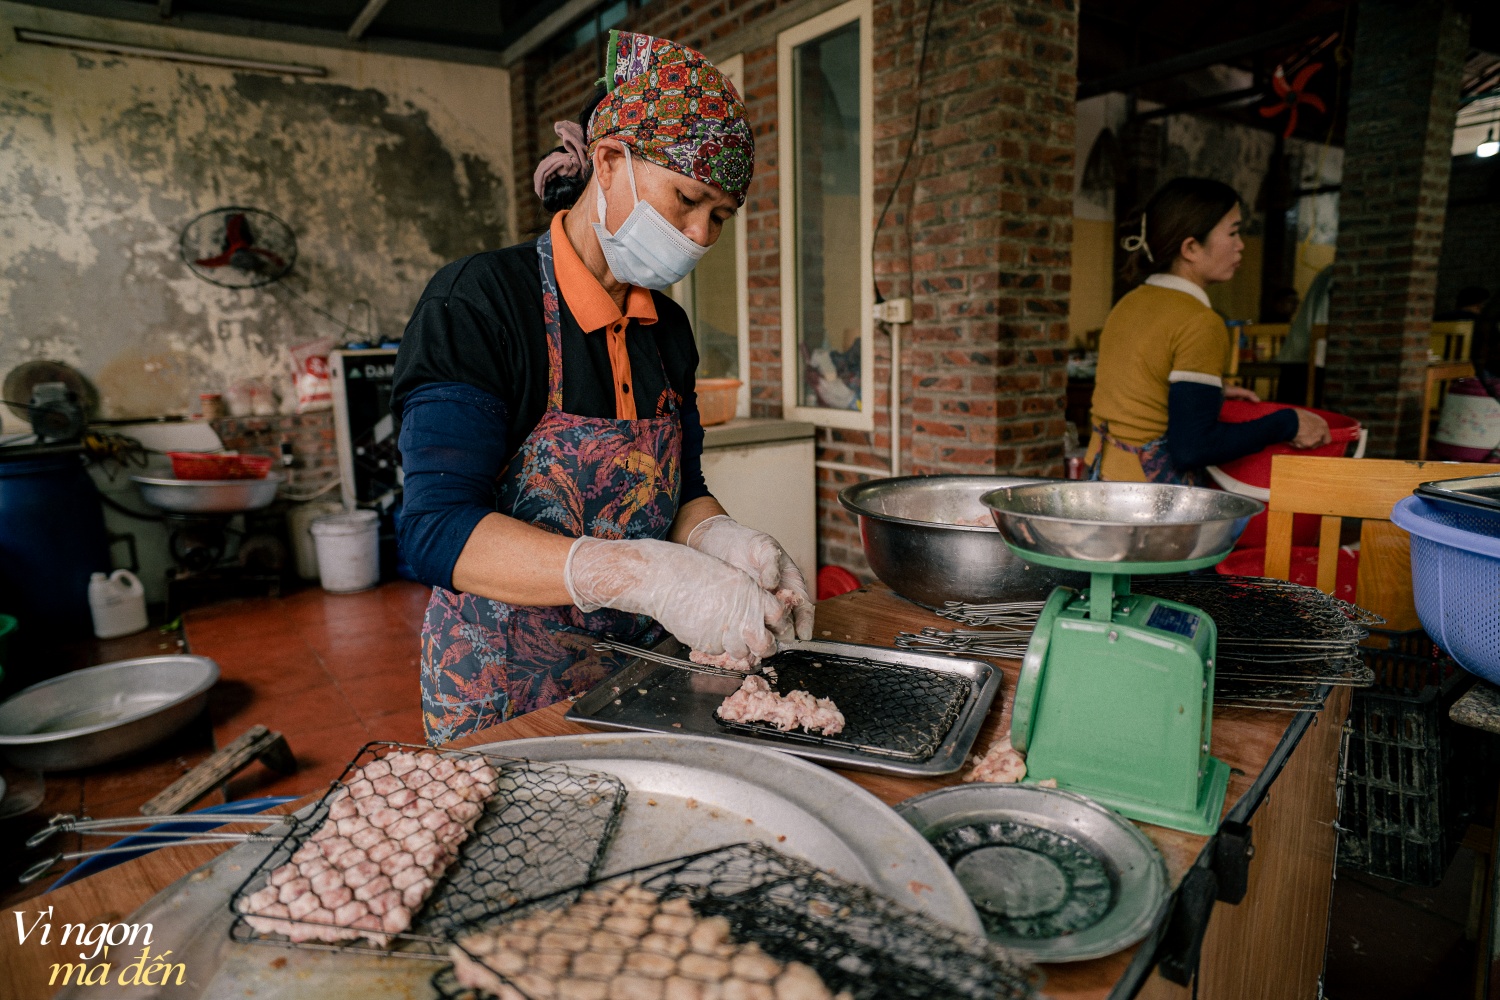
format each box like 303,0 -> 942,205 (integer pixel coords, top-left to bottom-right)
179,206 -> 297,288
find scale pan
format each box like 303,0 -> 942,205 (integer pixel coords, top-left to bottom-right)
982,481 -> 1262,564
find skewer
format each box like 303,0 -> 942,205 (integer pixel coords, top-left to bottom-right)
21,834 -> 285,884
27,811 -> 291,849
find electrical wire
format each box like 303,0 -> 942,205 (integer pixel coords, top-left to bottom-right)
269,280 -> 372,338
871,0 -> 940,303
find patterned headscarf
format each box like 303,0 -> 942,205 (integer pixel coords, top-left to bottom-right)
586,30 -> 755,206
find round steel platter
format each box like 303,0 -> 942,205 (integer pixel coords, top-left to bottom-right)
896,784 -> 1166,963
53,734 -> 979,1000
481,733 -> 982,933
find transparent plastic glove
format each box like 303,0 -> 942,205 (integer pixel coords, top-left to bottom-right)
686,515 -> 815,641
563,536 -> 786,662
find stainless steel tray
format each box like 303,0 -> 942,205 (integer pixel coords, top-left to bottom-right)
54,733 -> 979,1000
896,784 -> 1167,963
1416,473 -> 1500,514
565,637 -> 1002,777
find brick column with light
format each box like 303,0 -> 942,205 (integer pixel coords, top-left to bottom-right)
1325,0 -> 1469,456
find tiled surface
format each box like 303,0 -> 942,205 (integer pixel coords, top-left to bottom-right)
188,581 -> 430,802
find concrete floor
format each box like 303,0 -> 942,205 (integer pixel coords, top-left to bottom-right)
1325,847 -> 1479,998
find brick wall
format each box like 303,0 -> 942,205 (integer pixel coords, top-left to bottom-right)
212,410 -> 342,495
512,0 -> 1077,578
1325,0 -> 1470,457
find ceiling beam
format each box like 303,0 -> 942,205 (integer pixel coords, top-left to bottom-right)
347,0 -> 391,41
1079,10 -> 1346,99
500,0 -> 599,67
8,0 -> 507,67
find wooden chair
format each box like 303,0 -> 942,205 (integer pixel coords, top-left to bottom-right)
1433,319 -> 1475,364
1230,323 -> 1289,401
1264,455 -> 1496,629
1305,324 -> 1328,407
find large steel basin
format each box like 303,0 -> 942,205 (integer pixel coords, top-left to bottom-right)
838,475 -> 1088,606
0,655 -> 219,770
132,473 -> 281,514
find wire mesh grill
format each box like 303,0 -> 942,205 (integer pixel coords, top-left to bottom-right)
713,649 -> 972,761
227,741 -> 627,959
433,842 -> 1038,1000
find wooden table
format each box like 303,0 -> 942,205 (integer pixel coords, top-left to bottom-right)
1,587 -> 1349,1000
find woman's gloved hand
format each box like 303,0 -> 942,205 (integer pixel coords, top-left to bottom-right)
563,536 -> 787,662
686,515 -> 815,641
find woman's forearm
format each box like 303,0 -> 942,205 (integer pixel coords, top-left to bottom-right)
450,496 -> 724,605
669,494 -> 727,544
449,512 -> 579,606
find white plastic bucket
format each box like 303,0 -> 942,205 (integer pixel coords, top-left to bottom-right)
310,510 -> 380,593
287,499 -> 346,581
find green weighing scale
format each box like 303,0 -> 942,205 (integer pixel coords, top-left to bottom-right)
981,482 -> 1264,835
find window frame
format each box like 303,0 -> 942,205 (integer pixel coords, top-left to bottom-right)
777,0 -> 875,431
670,54 -> 751,419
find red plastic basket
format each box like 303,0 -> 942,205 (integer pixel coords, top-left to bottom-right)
168,452 -> 274,480
1216,545 -> 1359,603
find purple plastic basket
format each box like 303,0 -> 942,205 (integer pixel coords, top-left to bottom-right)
1391,495 -> 1500,683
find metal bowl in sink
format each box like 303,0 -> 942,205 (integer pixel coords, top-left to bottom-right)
0,656 -> 219,770
839,475 -> 1087,606
132,473 -> 282,514
982,481 -> 1263,564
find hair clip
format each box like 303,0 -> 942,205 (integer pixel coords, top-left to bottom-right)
1120,213 -> 1154,262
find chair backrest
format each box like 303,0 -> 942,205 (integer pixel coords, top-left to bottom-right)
1305,324 -> 1329,406
1431,320 -> 1474,362
1242,323 -> 1290,361
1265,455 -> 1496,629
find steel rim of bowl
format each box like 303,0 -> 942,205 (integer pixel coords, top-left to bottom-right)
981,482 -> 1263,528
839,475 -> 1052,532
895,783 -> 1167,962
0,656 -> 220,746
131,474 -> 284,487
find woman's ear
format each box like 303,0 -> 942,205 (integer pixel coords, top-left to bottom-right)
1177,235 -> 1204,265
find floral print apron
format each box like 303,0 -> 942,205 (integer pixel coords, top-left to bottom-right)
419,231 -> 682,744
1088,419 -> 1208,487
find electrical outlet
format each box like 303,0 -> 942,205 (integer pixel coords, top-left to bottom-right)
873,297 -> 912,324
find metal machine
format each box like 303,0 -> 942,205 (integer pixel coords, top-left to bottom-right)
984,482 -> 1263,835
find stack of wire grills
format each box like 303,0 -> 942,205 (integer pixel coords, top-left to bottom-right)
898,575 -> 1379,711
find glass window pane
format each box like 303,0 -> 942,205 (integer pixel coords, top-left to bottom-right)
691,214 -> 739,380
793,20 -> 862,411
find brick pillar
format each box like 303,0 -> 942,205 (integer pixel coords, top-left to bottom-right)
886,0 -> 1076,478
1325,0 -> 1469,456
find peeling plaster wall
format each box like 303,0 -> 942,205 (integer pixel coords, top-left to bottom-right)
0,3 -> 512,430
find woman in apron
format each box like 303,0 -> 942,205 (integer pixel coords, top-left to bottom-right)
393,31 -> 811,744
1084,177 -> 1331,483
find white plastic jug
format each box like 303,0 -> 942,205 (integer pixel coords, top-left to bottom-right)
310,510 -> 381,593
88,569 -> 148,639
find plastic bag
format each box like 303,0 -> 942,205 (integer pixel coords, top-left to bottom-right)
289,339 -> 335,413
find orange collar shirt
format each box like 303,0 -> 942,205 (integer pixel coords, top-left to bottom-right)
550,211 -> 656,420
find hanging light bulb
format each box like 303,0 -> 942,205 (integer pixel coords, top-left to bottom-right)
1480,127 -> 1499,158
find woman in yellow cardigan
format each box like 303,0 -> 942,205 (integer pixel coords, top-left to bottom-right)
1086,178 -> 1330,483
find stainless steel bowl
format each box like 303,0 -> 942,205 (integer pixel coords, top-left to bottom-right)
0,656 -> 219,770
838,475 -> 1088,605
131,473 -> 282,514
981,481 -> 1264,564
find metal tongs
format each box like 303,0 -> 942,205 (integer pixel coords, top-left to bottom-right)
592,637 -> 767,679
20,811 -> 294,884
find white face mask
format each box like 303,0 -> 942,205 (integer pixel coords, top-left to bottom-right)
592,146 -> 709,290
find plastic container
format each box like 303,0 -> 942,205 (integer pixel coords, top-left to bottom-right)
1216,545 -> 1359,602
1207,400 -> 1364,548
168,452 -> 273,480
1430,376 -> 1500,462
696,378 -> 742,427
310,509 -> 381,593
1390,495 -> 1500,682
1337,630 -> 1496,886
88,569 -> 148,639
0,455 -> 111,637
286,499 -> 346,581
